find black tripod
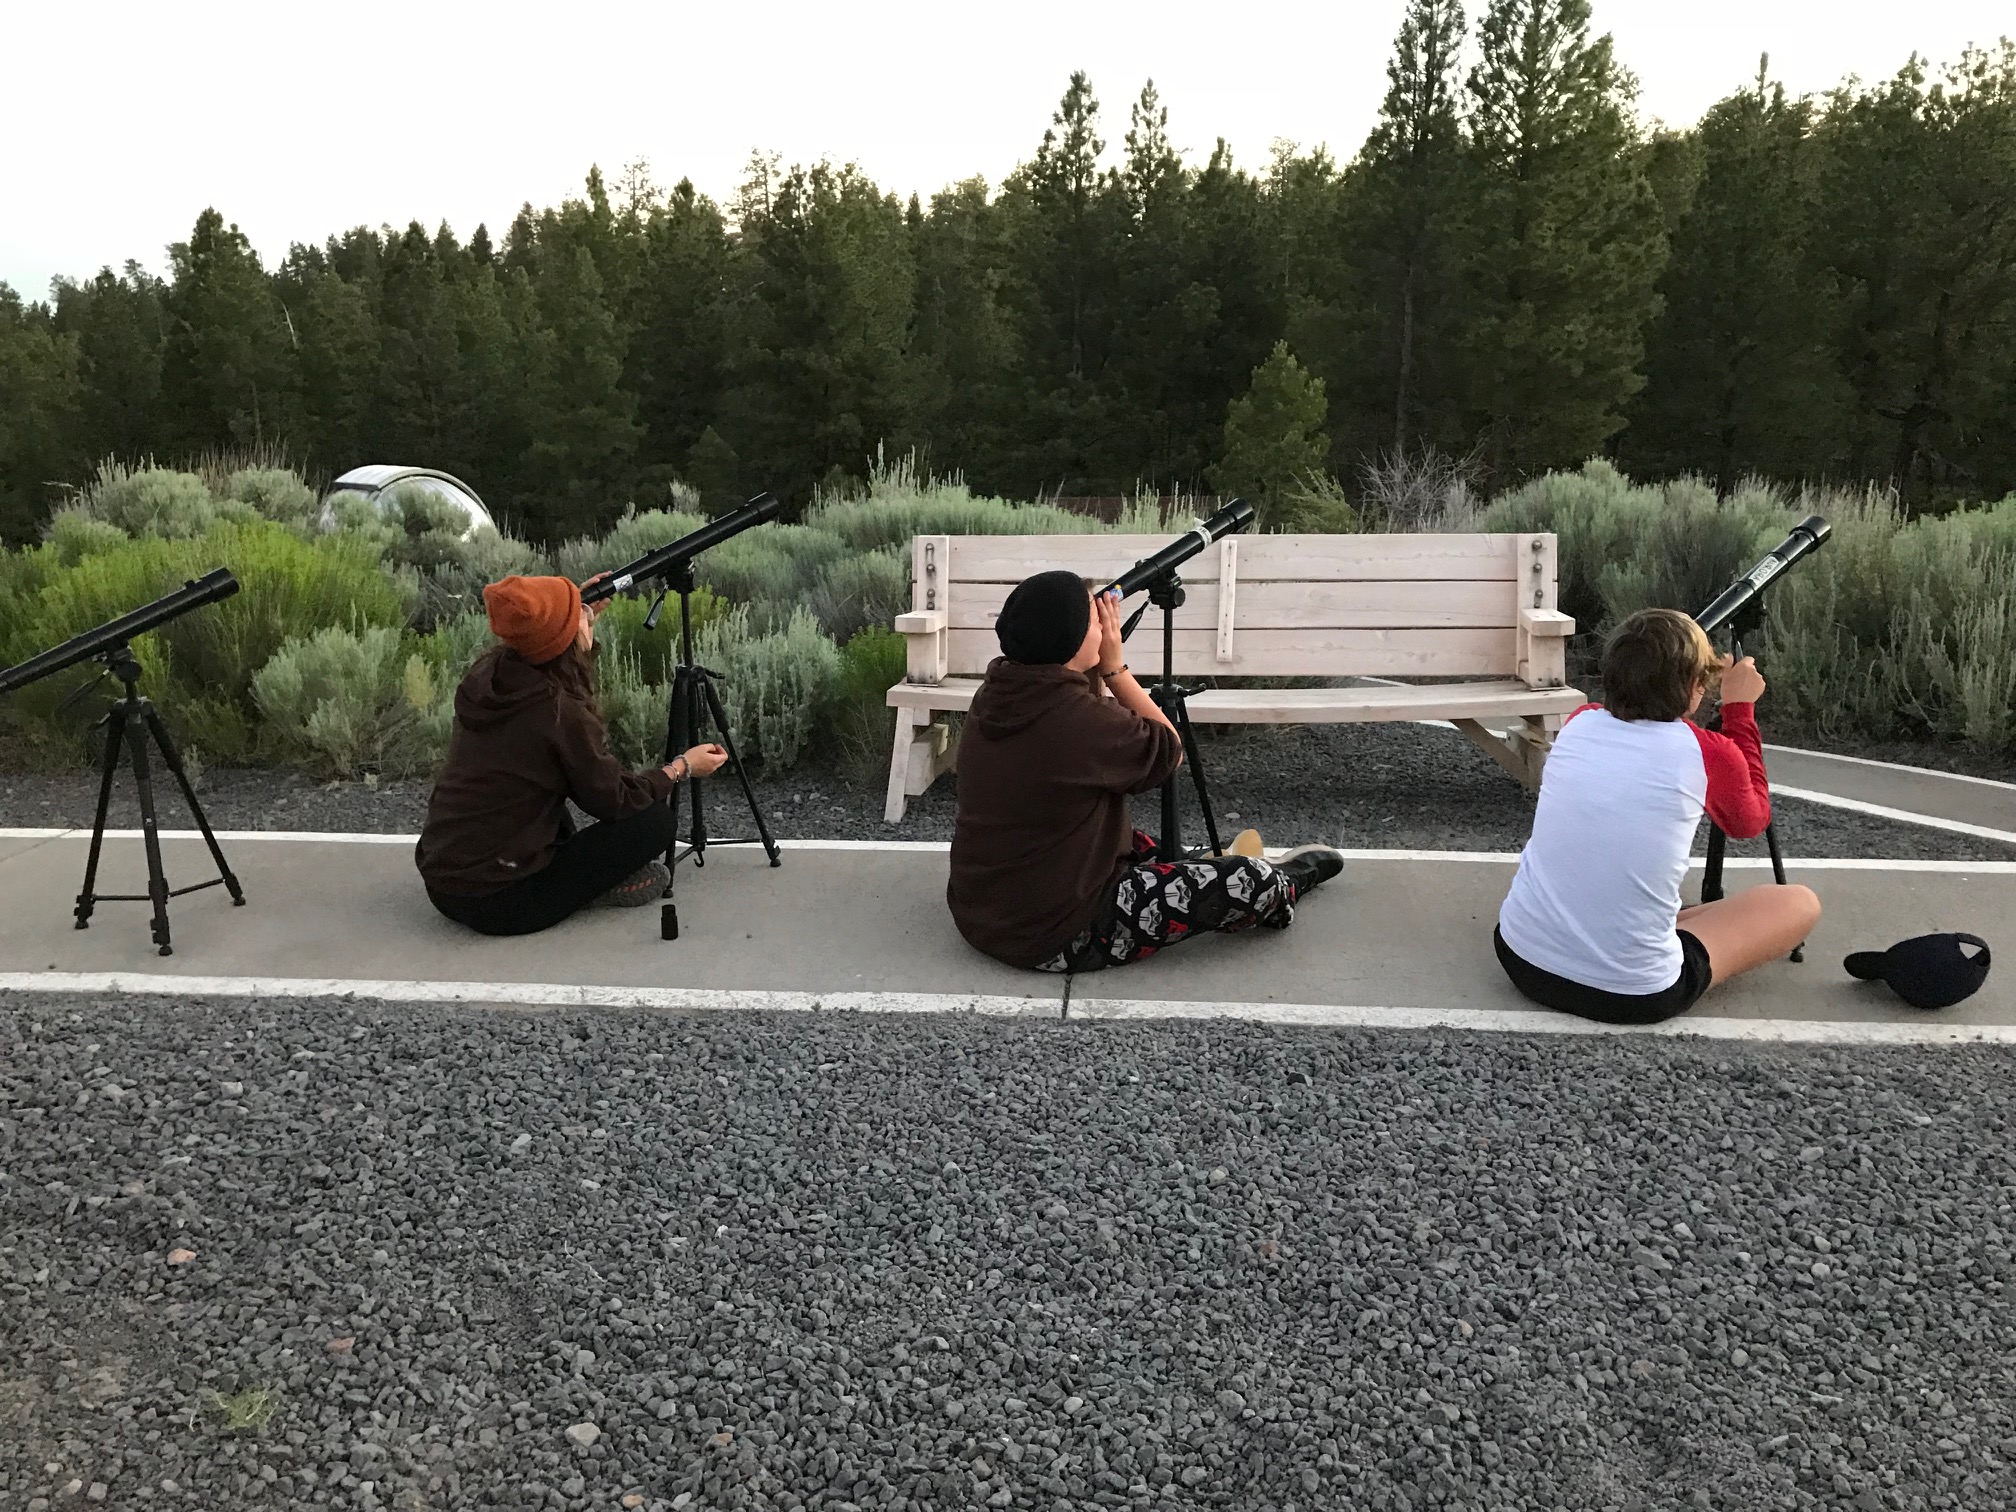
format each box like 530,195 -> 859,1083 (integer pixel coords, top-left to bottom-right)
1125,573 -> 1227,863
73,642 -> 244,955
647,563 -> 780,940
1698,599 -> 1803,962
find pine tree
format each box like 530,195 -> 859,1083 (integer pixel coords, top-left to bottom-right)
51,263 -> 166,464
1211,341 -> 1330,526
1626,62 -> 1839,490
628,179 -> 732,486
0,285 -> 82,542
1462,0 -> 1666,478
908,178 -> 1019,488
522,243 -> 642,537
1809,46 -> 2016,500
158,209 -> 297,453
1342,0 -> 1471,457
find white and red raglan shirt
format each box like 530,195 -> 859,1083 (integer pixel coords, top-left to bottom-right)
1498,702 -> 1771,994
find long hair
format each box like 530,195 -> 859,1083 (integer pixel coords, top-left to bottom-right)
542,641 -> 603,725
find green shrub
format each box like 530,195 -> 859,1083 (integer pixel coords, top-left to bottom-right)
252,625 -> 439,778
2,520 -> 406,761
592,586 -> 728,684
807,549 -> 910,642
695,604 -> 842,768
418,529 -> 549,627
550,506 -> 709,584
696,525 -> 851,626
1269,473 -> 1362,534
43,508 -> 131,565
827,626 -> 907,782
221,467 -> 319,529
75,464 -> 219,539
598,649 -> 671,769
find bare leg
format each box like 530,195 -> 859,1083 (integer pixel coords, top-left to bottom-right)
1677,884 -> 1823,986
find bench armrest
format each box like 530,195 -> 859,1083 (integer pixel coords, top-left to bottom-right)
895,609 -> 950,684
1519,608 -> 1575,638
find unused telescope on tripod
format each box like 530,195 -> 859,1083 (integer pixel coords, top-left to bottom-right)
0,568 -> 240,695
0,568 -> 246,955
581,493 -> 782,606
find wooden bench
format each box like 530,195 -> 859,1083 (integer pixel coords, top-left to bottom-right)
883,530 -> 1583,822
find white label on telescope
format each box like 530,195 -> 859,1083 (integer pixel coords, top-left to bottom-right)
611,574 -> 636,593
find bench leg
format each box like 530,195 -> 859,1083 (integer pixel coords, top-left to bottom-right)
1509,714 -> 1561,790
884,707 -> 921,824
1452,719 -> 1531,787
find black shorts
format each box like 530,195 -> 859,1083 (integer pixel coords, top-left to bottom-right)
1493,926 -> 1712,1026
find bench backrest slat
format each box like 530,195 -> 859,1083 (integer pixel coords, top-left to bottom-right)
911,531 -> 1559,681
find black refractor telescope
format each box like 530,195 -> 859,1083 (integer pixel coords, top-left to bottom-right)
1102,498 -> 1257,864
581,492 -> 784,606
0,569 -> 246,954
1694,515 -> 1833,954
585,493 -> 785,940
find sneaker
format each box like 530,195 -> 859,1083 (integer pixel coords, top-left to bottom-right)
593,861 -> 670,907
1271,845 -> 1343,902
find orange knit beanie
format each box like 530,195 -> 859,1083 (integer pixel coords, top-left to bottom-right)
482,575 -> 582,665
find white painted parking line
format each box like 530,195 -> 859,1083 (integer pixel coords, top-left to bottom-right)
0,971 -> 1058,1018
1767,785 -> 2016,846
1765,744 -> 2016,792
1066,995 -> 2016,1046
1,970 -> 2009,1047
1,830 -> 2012,872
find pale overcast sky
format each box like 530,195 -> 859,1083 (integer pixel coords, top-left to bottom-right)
3,0 -> 2008,300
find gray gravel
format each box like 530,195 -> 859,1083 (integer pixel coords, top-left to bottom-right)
6,721 -> 2011,863
4,994 -> 2015,1510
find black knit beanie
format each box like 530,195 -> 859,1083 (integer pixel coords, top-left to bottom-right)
996,570 -> 1092,665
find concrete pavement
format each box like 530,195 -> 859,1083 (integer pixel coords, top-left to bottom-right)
0,833 -> 2007,1039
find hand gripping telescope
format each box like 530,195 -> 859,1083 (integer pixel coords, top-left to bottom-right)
1099,498 -> 1257,863
580,493 -> 785,939
1694,515 -> 1833,955
0,569 -> 247,954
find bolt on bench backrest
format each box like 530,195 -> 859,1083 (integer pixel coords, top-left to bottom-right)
902,531 -> 1566,685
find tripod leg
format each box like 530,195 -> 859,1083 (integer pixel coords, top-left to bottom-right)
143,703 -> 243,905
1761,819 -> 1805,962
1173,699 -> 1225,859
685,668 -> 709,867
1701,822 -> 1728,905
700,673 -> 781,866
123,712 -> 174,955
663,666 -> 692,884
75,704 -> 128,929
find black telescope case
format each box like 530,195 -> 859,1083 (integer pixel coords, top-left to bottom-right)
0,568 -> 246,953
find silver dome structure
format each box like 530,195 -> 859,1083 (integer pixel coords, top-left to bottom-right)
319,465 -> 497,538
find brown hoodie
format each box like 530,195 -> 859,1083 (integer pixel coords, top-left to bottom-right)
416,646 -> 674,896
948,658 -> 1183,967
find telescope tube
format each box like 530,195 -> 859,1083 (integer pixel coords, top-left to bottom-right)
1100,498 -> 1256,600
0,568 -> 240,696
582,493 -> 783,605
1695,515 -> 1832,635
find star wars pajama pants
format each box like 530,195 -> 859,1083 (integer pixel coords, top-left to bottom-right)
1038,831 -> 1295,974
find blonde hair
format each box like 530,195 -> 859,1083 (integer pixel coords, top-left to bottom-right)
1603,608 -> 1718,722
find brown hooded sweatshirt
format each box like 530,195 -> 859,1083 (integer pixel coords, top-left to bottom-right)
948,658 -> 1183,967
416,646 -> 674,896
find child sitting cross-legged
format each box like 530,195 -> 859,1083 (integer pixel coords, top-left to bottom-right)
1495,607 -> 1822,1025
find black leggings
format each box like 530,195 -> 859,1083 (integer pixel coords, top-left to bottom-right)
427,802 -> 678,936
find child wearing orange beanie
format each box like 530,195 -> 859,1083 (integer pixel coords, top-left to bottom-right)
415,574 -> 728,934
